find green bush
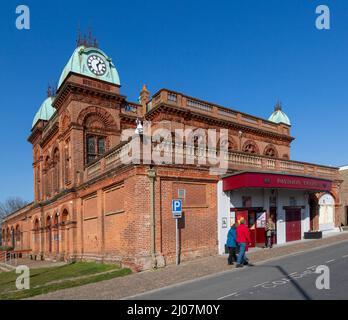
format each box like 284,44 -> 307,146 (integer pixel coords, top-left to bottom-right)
0,246 -> 14,251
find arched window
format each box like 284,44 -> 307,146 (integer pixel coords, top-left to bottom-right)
53,213 -> 59,227
318,194 -> 335,231
10,227 -> 15,248
78,108 -> 116,165
242,140 -> 259,154
36,164 -> 41,201
15,225 -> 20,242
64,139 -> 71,184
34,218 -> 40,231
62,209 -> 69,224
33,218 -> 40,252
86,135 -> 106,164
84,115 -> 108,164
53,148 -> 60,193
264,145 -> 278,158
46,215 -> 52,253
44,156 -> 51,198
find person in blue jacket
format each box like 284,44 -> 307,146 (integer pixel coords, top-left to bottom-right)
226,223 -> 238,265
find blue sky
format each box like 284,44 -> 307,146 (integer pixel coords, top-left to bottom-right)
0,0 -> 347,202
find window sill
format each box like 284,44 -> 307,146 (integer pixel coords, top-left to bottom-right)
105,210 -> 125,216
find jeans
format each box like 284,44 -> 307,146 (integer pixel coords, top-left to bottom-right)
237,243 -> 247,265
227,247 -> 237,264
266,235 -> 273,248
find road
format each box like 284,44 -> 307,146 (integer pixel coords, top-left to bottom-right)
128,240 -> 348,300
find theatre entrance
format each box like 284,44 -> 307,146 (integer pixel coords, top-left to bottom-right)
234,208 -> 267,248
285,208 -> 302,242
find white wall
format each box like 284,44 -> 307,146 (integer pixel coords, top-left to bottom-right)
318,193 -> 335,232
217,186 -> 311,252
217,181 -> 230,254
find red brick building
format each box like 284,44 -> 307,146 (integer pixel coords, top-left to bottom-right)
339,166 -> 348,226
1,42 -> 342,270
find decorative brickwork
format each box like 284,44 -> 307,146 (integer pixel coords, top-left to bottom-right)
2,52 -> 342,271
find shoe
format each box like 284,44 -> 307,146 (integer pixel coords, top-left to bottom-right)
236,264 -> 243,268
228,262 -> 234,265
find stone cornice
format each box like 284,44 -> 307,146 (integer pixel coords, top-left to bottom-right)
54,73 -> 126,111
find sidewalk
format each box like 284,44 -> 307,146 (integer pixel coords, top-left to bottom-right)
30,231 -> 348,300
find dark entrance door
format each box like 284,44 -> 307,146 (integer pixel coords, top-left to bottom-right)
236,210 -> 255,247
248,212 -> 256,248
236,211 -> 248,225
286,209 -> 301,242
48,227 -> 52,253
11,230 -> 15,248
270,207 -> 277,245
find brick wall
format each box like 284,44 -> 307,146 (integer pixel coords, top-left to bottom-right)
339,169 -> 348,225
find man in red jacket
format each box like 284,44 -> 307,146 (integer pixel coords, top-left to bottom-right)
236,218 -> 251,268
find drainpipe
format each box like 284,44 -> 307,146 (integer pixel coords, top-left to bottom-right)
147,168 -> 157,269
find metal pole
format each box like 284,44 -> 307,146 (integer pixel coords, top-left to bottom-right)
176,218 -> 179,265
148,168 -> 157,269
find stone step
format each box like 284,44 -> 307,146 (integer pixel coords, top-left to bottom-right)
0,262 -> 16,272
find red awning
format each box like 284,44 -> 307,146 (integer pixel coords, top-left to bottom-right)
223,172 -> 332,192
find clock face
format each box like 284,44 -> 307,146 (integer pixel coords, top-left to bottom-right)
87,55 -> 107,76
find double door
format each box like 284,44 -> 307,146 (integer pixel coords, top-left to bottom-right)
285,209 -> 301,242
235,210 -> 266,247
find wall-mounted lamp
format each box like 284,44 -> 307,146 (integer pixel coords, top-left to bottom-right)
135,118 -> 143,135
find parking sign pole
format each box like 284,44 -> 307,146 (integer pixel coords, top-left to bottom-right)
176,218 -> 179,265
172,199 -> 182,266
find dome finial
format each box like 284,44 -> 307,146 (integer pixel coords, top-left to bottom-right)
47,82 -> 57,97
76,26 -> 98,48
275,100 -> 282,111
76,22 -> 82,47
47,84 -> 52,97
141,84 -> 149,93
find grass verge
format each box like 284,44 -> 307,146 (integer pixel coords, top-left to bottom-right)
0,261 -> 132,300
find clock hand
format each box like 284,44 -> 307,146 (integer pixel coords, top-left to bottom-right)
98,62 -> 104,72
91,60 -> 99,71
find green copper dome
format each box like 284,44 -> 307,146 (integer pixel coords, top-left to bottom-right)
32,96 -> 56,128
268,103 -> 291,126
57,45 -> 120,89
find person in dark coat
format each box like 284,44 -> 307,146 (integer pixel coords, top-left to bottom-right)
226,223 -> 237,265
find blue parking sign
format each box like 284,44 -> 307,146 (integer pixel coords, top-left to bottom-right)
172,199 -> 182,218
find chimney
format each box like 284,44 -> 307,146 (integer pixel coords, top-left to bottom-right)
139,84 -> 150,115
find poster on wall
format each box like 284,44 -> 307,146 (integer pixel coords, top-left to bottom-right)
236,210 -> 248,225
222,217 -> 227,228
230,211 -> 236,227
256,212 -> 266,228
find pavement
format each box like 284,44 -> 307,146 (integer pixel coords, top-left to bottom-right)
30,231 -> 348,300
131,239 -> 348,300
